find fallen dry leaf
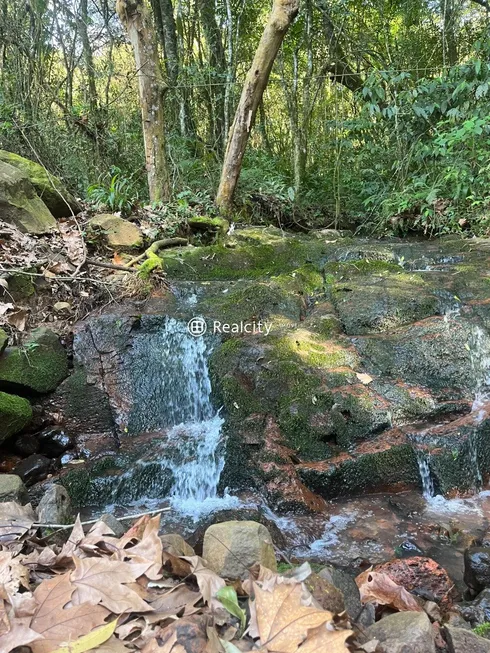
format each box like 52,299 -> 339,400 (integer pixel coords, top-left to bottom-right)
356,372 -> 374,385
0,615 -> 43,653
121,516 -> 163,580
186,557 -> 225,611
70,556 -> 153,614
58,218 -> 86,267
0,552 -> 30,595
296,623 -> 352,652
355,570 -> 423,612
31,572 -> 109,653
252,582 -> 335,653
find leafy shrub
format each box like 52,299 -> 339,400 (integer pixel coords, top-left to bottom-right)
87,166 -> 140,216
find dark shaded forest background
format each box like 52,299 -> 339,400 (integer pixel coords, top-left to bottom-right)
2,0 -> 490,235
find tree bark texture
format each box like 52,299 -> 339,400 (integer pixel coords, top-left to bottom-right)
216,0 -> 300,213
117,0 -> 170,202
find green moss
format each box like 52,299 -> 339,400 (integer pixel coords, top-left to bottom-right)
474,623 -> 490,638
138,251 -> 163,279
188,216 -> 229,233
161,237 -> 329,281
324,260 -> 404,279
6,273 -> 36,300
299,444 -> 420,498
0,149 -> 79,218
0,327 -> 68,393
0,391 -> 32,443
0,329 -> 7,354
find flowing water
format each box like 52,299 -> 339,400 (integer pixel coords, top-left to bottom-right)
89,317 -> 239,520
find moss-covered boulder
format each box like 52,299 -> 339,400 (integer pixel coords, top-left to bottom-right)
161,228 -> 331,281
88,214 -> 143,250
0,329 -> 7,354
0,327 -> 68,394
0,161 -> 57,234
188,216 -> 229,242
326,263 -> 439,335
0,150 -> 81,218
0,391 -> 32,443
354,316 -> 487,396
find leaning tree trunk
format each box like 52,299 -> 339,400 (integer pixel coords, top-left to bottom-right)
216,0 -> 300,213
116,0 -> 170,202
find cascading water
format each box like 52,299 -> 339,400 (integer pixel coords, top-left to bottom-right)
416,452 -> 435,499
92,317 -> 238,520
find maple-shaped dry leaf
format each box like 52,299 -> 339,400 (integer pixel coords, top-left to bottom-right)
58,219 -> 86,267
121,516 -> 163,580
70,556 -> 153,614
252,582 -> 334,653
161,551 -> 192,579
56,516 -> 86,565
148,584 -> 202,619
185,557 -> 225,611
355,570 -> 422,612
31,572 -> 109,653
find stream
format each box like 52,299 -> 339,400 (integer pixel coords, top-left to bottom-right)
78,310 -> 490,592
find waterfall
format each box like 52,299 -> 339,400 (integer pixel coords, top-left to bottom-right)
417,452 -> 435,499
93,317 -> 238,519
470,326 -> 490,411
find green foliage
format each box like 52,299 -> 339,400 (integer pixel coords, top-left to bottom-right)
340,42 -> 490,234
87,167 -> 140,216
474,622 -> 490,638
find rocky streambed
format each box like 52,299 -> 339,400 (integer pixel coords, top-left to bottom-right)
4,226 -> 490,646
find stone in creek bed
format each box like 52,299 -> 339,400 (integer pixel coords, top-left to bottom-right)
464,548 -> 490,595
37,428 -> 73,457
14,454 -> 52,486
363,611 -> 435,653
459,588 -> 490,626
373,556 -> 458,607
13,434 -> 40,456
444,626 -> 490,653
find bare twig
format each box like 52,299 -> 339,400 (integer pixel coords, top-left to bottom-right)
86,257 -> 137,272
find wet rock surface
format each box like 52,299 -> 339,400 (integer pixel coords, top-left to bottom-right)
465,548 -> 490,595
14,454 -> 52,486
18,228 -> 490,517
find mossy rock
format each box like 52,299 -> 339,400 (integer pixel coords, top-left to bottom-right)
0,329 -> 7,354
61,441 -> 174,508
5,274 -> 36,301
0,327 -> 68,394
298,443 -> 420,498
0,161 -> 57,234
0,150 -> 81,218
200,280 -> 304,326
188,216 -> 229,240
354,316 -> 484,396
328,268 -> 439,335
0,391 -> 32,443
161,232 -> 330,281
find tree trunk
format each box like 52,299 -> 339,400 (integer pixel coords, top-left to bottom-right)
79,0 -> 98,117
198,0 -> 226,151
117,0 -> 170,202
216,0 -> 300,213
